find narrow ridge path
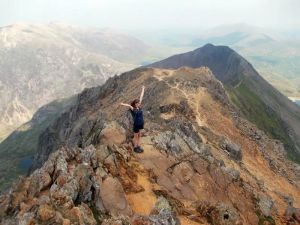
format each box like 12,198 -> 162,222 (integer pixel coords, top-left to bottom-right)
153,73 -> 207,141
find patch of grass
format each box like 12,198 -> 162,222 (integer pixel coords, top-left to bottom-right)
255,210 -> 276,225
227,79 -> 300,164
258,216 -> 276,225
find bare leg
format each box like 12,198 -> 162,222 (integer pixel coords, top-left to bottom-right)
133,133 -> 139,148
137,131 -> 141,147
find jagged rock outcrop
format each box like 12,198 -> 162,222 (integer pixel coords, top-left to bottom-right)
219,138 -> 242,162
1,67 -> 299,224
0,143 -> 180,224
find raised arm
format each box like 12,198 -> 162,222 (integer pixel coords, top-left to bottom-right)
139,85 -> 145,104
120,102 -> 134,110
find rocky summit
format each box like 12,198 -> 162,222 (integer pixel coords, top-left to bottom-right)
0,67 -> 299,225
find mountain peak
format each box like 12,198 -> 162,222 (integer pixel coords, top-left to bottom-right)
148,44 -> 300,163
199,43 -> 215,48
148,44 -> 250,85
193,43 -> 237,60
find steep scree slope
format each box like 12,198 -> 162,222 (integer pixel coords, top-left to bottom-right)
0,67 -> 299,225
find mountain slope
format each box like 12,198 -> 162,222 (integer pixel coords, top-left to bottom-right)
0,67 -> 299,224
0,96 -> 76,191
190,24 -> 300,98
148,44 -> 300,163
0,23 -> 136,141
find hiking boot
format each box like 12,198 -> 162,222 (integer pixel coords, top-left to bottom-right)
134,146 -> 144,153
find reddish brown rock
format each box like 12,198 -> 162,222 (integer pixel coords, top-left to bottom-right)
132,215 -> 152,225
38,204 -> 56,221
0,194 -> 10,218
65,204 -> 97,225
19,201 -> 35,217
196,201 -> 242,225
172,161 -> 194,183
63,219 -> 71,225
100,176 -> 132,216
10,179 -> 31,209
99,121 -> 126,145
101,216 -> 130,225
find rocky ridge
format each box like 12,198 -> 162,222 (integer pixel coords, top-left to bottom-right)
148,44 -> 300,163
0,67 -> 299,224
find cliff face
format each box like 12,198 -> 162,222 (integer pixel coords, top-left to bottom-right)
0,67 -> 299,224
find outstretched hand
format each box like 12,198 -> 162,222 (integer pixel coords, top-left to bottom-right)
140,85 -> 145,103
120,102 -> 133,110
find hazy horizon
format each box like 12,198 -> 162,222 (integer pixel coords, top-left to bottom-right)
1,0 -> 299,31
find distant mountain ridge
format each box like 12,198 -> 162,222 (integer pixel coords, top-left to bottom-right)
189,25 -> 300,98
139,24 -> 300,98
0,23 -> 139,141
148,44 -> 300,162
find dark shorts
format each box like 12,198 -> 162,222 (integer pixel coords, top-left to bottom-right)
133,123 -> 144,133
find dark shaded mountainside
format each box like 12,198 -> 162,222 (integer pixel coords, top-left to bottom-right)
1,67 -> 300,224
148,44 -> 300,163
0,96 -> 76,191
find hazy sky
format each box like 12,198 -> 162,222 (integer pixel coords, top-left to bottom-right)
0,0 -> 299,30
